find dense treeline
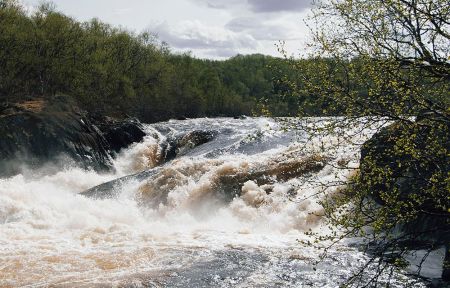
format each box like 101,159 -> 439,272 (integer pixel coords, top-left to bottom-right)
0,1 -> 306,122
2,1 -> 445,124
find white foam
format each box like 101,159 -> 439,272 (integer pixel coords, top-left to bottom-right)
1,117 -> 416,287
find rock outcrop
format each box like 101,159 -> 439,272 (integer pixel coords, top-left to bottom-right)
93,115 -> 146,153
359,114 -> 450,281
0,95 -> 146,177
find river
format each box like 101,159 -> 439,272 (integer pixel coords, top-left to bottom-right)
0,118 -> 425,287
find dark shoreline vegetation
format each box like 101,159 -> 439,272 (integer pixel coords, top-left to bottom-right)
0,0 -> 449,286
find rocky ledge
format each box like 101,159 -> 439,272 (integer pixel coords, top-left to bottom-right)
0,95 -> 146,177
360,113 -> 450,281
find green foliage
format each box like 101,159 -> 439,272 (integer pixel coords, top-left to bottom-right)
277,0 -> 450,285
0,2 -> 300,121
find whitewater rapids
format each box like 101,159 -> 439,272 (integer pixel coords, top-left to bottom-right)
0,118 -> 425,287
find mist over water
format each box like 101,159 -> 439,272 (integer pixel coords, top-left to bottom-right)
0,118 -> 425,287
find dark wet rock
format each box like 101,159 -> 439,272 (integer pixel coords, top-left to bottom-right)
359,114 -> 450,280
0,96 -> 112,176
81,154 -> 327,206
94,116 -> 146,153
161,130 -> 218,162
0,95 -> 146,177
218,154 -> 327,195
82,129 -> 220,200
81,167 -> 162,199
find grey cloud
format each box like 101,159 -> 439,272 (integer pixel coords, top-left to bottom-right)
206,2 -> 226,9
247,0 -> 311,13
226,17 -> 260,31
191,0 -> 311,13
151,21 -> 257,51
189,0 -> 241,10
226,17 -> 301,41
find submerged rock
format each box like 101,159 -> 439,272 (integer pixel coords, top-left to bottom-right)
81,129 -> 221,200
160,130 -> 218,161
81,153 -> 326,207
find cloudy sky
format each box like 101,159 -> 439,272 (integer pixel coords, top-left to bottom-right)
22,0 -> 312,59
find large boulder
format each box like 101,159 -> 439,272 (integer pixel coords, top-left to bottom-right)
93,116 -> 146,153
0,96 -> 146,177
359,113 -> 450,280
160,130 -> 217,162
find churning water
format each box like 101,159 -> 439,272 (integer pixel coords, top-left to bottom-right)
0,118 -> 426,287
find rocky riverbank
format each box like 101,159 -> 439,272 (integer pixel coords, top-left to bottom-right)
359,114 -> 450,282
0,95 -> 145,177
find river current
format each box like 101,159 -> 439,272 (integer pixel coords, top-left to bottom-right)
0,118 -> 426,287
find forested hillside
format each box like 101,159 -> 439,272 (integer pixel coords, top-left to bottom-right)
0,1 -> 307,122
